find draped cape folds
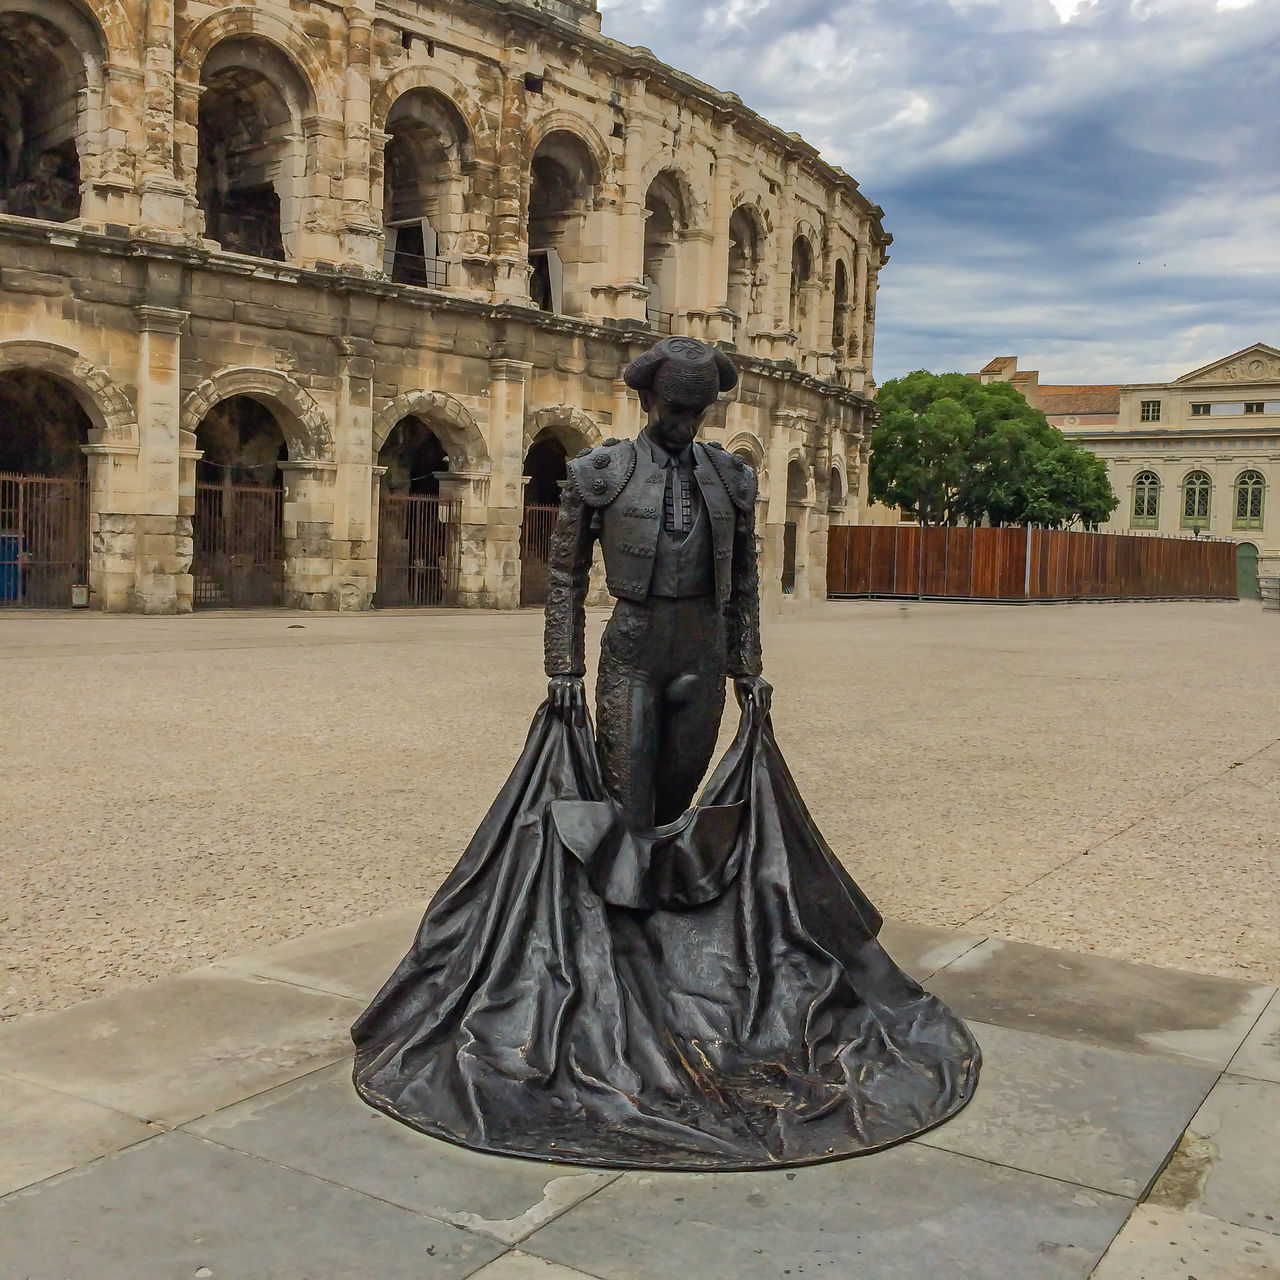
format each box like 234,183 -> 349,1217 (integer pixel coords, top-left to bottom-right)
351,702 -> 981,1171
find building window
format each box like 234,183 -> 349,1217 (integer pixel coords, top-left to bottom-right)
1244,402 -> 1264,415
1181,470 -> 1212,529
1140,400 -> 1161,422
1131,471 -> 1160,528
1190,403 -> 1210,416
1234,470 -> 1265,530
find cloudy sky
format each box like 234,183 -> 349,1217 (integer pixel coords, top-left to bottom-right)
597,0 -> 1280,385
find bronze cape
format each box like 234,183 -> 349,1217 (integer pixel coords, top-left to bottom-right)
351,698 -> 981,1170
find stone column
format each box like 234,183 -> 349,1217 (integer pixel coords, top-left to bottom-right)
340,3 -> 382,270
436,471 -> 494,607
491,65 -> 533,302
706,130 -> 735,343
332,333 -> 377,609
612,76 -> 650,325
279,461 -> 339,609
862,265 -> 879,382
487,358 -> 534,607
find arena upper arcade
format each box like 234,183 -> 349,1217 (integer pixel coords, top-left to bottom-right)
0,0 -> 888,612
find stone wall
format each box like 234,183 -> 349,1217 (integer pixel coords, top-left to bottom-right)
0,0 -> 886,613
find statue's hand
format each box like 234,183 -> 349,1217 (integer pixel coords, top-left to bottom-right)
733,675 -> 772,715
548,676 -> 587,725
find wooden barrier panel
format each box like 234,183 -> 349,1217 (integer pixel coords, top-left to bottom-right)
827,526 -> 1237,601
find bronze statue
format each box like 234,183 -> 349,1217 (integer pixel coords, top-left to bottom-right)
544,337 -> 767,826
353,336 -> 980,1171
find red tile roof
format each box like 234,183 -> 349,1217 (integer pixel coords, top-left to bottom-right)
1037,384 -> 1120,415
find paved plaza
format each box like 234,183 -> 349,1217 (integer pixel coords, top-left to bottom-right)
3,599 -> 1280,1276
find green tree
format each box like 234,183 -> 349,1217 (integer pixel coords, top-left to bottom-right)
869,370 -> 1117,528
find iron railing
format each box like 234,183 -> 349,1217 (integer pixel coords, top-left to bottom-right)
519,503 -> 560,607
375,492 -> 462,607
0,472 -> 89,608
646,308 -> 673,334
192,481 -> 285,609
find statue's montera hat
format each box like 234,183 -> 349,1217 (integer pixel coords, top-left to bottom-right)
624,336 -> 739,407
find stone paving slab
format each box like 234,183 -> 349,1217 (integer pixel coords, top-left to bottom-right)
1091,1205 -> 1280,1279
520,1144 -> 1132,1280
924,935 -> 1275,1068
187,1062 -> 621,1245
1149,1074 -> 1280,1238
213,905 -> 424,1002
1229,989 -> 1280,1083
0,1130 -> 504,1280
0,1073 -> 157,1196
875,918 -> 986,980
916,1021 -> 1218,1198
469,1254 -> 606,1280
0,969 -> 361,1125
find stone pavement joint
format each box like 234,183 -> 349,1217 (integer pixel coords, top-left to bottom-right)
0,909 -> 1276,1279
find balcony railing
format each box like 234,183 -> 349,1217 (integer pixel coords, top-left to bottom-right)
391,253 -> 450,289
646,307 -> 673,334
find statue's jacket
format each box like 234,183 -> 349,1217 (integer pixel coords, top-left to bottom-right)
544,436 -> 763,680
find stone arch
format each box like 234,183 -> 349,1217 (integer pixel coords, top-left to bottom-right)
0,339 -> 137,446
370,66 -> 491,154
373,390 -> 488,470
0,0 -> 113,213
523,403 -> 602,458
786,449 -> 814,504
526,111 -> 612,193
176,6 -> 332,116
725,430 -> 765,472
181,368 -> 332,461
638,158 -> 708,227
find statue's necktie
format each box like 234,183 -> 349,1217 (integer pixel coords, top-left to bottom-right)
663,455 -> 694,541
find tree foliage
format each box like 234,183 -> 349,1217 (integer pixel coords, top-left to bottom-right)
868,371 -> 1118,529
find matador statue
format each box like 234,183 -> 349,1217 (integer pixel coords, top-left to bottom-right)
352,335 -> 980,1172
543,335 -> 770,827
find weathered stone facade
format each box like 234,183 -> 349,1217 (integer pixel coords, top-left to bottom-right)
0,0 -> 888,613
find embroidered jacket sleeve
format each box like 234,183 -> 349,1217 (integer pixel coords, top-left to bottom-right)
725,482 -> 763,677
543,473 -> 597,678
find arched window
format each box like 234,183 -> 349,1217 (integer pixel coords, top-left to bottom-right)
197,39 -> 313,261
0,10 -> 90,223
1131,471 -> 1159,529
1181,470 -> 1212,530
726,205 -> 766,343
1234,470 -> 1265,530
828,465 -> 845,512
832,260 -> 850,356
527,131 -> 600,315
382,89 -> 472,287
789,236 -> 813,333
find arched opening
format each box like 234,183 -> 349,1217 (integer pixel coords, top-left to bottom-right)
828,465 -> 844,513
382,89 -> 471,288
643,171 -> 687,333
789,236 -> 814,336
197,38 -> 310,260
1236,541 -> 1259,599
1234,469 -> 1265,531
374,414 -> 460,607
1180,470 -> 1212,533
0,11 -> 87,222
727,205 -> 765,343
0,369 -> 90,606
783,457 -> 808,595
1131,470 -> 1159,529
528,131 -> 600,315
191,395 -> 286,607
832,260 -> 850,357
520,431 -> 568,606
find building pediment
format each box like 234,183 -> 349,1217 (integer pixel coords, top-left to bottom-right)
1175,344 -> 1280,386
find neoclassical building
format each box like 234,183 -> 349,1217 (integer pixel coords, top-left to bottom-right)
0,0 -> 887,613
974,347 -> 1280,594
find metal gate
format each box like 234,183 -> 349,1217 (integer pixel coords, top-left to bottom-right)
192,481 -> 284,608
1237,542 -> 1259,599
375,492 -> 462,607
0,472 -> 89,608
520,503 -> 560,607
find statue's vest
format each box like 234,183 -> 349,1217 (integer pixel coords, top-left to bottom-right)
567,438 -> 757,606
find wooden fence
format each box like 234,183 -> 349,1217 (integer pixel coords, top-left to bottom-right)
827,525 -> 1237,602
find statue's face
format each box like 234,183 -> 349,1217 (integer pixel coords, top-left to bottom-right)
640,390 -> 711,454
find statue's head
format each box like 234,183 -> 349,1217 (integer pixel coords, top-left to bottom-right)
624,336 -> 739,453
